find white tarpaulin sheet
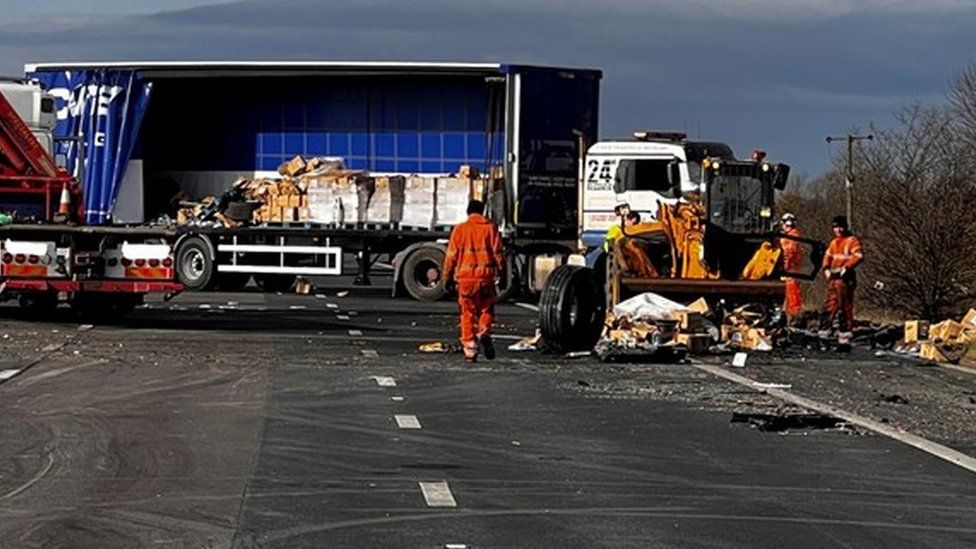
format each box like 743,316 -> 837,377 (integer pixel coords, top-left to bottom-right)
613,292 -> 687,320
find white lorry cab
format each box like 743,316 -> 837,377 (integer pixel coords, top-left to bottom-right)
580,131 -> 735,255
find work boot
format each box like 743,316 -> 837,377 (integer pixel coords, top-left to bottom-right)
479,332 -> 495,360
463,341 -> 478,363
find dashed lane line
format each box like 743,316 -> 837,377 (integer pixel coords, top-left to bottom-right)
395,414 -> 422,429
348,329 -> 363,337
691,361 -> 976,475
419,481 -> 457,507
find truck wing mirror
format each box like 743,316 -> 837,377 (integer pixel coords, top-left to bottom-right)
614,164 -> 629,194
773,163 -> 790,191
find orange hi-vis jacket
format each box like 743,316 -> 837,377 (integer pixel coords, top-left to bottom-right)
822,234 -> 864,271
442,213 -> 505,283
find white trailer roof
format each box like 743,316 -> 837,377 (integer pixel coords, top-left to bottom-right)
25,60 -> 505,75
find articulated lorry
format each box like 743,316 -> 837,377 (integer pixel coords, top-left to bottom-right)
0,62 -> 601,316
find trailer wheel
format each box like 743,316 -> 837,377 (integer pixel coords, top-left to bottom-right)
175,236 -> 215,291
256,274 -> 296,293
539,265 -> 604,352
18,292 -> 59,319
71,293 -> 142,323
402,247 -> 448,301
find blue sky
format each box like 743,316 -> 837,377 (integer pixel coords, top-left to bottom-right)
1,0 -> 974,175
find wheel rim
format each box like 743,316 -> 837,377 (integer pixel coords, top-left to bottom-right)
414,260 -> 441,289
182,248 -> 206,282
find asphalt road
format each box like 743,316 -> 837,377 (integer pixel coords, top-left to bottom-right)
1,285 -> 975,548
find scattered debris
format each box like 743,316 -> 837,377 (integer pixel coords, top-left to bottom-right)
508,331 -> 541,352
294,277 -> 313,295
731,412 -> 847,433
731,352 -> 749,368
879,393 -> 910,405
419,342 -> 450,353
77,324 -> 93,331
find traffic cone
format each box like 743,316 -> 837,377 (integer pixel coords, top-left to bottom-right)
54,182 -> 71,223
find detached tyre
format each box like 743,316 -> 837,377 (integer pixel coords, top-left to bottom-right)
539,265 -> 604,352
175,235 -> 216,291
402,246 -> 448,301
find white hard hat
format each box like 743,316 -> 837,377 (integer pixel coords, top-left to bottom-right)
781,213 -> 796,223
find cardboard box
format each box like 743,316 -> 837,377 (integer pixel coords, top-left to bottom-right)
929,320 -> 963,342
401,176 -> 436,228
963,308 -> 976,328
676,333 -> 711,354
904,320 -> 930,343
920,341 -> 949,363
686,297 -> 711,316
672,310 -> 704,332
278,155 -> 306,177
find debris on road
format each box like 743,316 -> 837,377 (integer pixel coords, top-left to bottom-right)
294,277 -> 313,294
897,308 -> 976,364
508,331 -> 541,352
418,341 -> 461,354
731,412 -> 847,433
731,352 -> 749,368
336,291 -> 349,298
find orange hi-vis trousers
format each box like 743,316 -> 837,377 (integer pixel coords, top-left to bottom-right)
457,280 -> 495,350
784,278 -> 803,317
822,277 -> 855,333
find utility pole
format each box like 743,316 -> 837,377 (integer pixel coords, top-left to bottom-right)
825,133 -> 873,230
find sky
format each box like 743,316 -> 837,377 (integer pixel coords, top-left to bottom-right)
0,0 -> 974,175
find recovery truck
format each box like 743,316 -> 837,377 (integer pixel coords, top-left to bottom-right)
538,131 -> 825,351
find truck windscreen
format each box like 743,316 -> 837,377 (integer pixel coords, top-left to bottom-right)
614,159 -> 672,193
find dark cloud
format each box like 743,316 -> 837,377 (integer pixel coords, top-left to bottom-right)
2,0 -> 975,173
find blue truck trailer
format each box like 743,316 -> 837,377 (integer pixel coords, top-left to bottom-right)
19,61 -> 601,301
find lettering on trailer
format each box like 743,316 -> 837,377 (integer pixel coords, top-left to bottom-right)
585,158 -> 618,191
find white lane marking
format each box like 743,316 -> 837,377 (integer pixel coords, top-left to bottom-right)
289,305 -> 306,310
395,414 -> 422,429
315,294 -> 327,299
419,481 -> 457,507
372,376 -> 396,387
326,303 -> 338,309
445,545 -> 468,549
0,369 -> 21,381
691,361 -> 976,475
492,334 -> 523,341
391,396 -> 405,402
515,302 -> 540,312
936,362 -> 976,377
348,329 -> 363,337
361,349 -> 379,358
337,314 -> 351,320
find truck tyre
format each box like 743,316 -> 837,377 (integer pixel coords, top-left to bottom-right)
402,247 -> 448,301
175,236 -> 216,291
539,265 -> 604,352
256,274 -> 296,293
71,293 -> 142,323
18,292 -> 59,319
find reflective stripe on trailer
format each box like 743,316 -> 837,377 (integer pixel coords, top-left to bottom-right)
2,265 -> 49,277
2,279 -> 184,293
124,267 -> 174,279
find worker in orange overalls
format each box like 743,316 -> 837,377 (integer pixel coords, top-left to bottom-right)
441,199 -> 505,362
779,213 -> 804,323
819,215 -> 863,346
